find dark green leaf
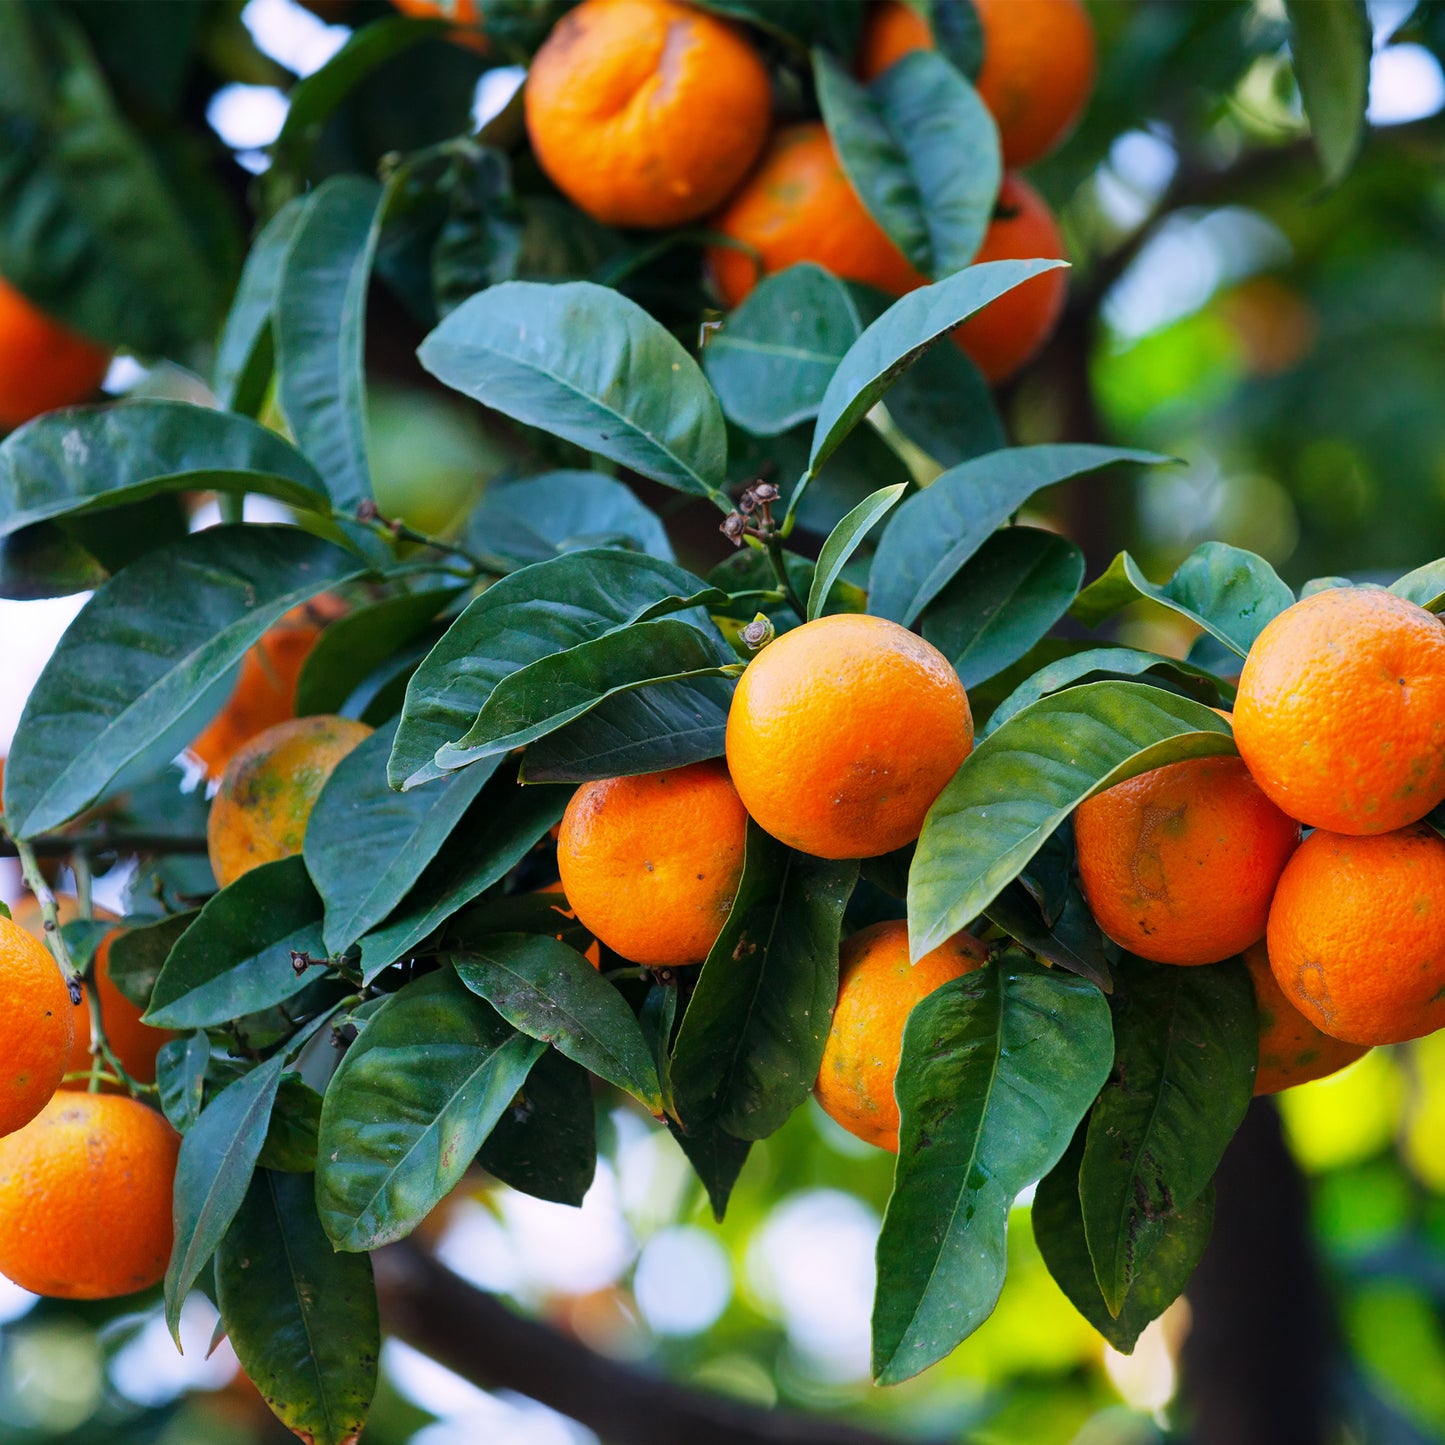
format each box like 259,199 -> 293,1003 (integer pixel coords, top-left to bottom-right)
668,1116 -> 752,1224
295,587 -> 462,719
985,882 -> 1113,994
276,176 -> 383,514
869,445 -> 1165,626
880,331 -> 1003,468
808,484 -> 906,621
357,782 -> 570,980
389,549 -> 719,788
690,0 -> 863,50
1072,543 -> 1294,658
671,824 -> 857,1141
0,402 -> 329,539
816,49 -> 999,278
306,723 -> 501,953
1080,956 -> 1255,1314
920,527 -> 1084,687
703,265 -> 865,436
213,199 -> 307,416
872,956 -> 1114,1382
216,1169 -> 378,1445
146,858 -> 325,1029
3,525 -> 365,838
106,910 -> 198,1010
930,0 -> 984,81
155,1030 -> 208,1133
909,683 -> 1236,959
0,521 -> 106,600
983,647 -> 1225,738
437,619 -> 733,768
1034,1126 -> 1213,1354
478,1049 -> 598,1207
418,280 -> 729,501
521,677 -> 733,783
257,1075 -> 324,1173
455,933 -> 663,1111
806,260 -> 1066,478
315,968 -> 544,1251
1285,0 -> 1371,188
466,470 -> 675,566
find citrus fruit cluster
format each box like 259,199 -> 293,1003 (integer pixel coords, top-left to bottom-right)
510,0 -> 1091,383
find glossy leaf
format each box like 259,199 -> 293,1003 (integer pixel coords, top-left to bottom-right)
983,646 -> 1224,738
146,858 -> 326,1029
466,470 -> 675,566
807,484 -> 906,621
1080,956 -> 1256,1314
357,782 -> 570,980
816,49 -> 999,278
807,260 -> 1066,478
418,280 -> 729,502
703,265 -> 865,436
3,526 -> 364,838
671,824 -> 857,1140
213,198 -> 308,416
908,682 -> 1236,959
216,1169 -> 379,1445
478,1050 -> 598,1207
389,550 -> 721,788
521,676 -> 733,783
872,956 -> 1114,1383
1285,0 -> 1371,188
0,402 -> 328,539
1072,542 -> 1294,658
155,1031 -> 209,1134
1034,1127 -> 1214,1354
295,587 -> 462,718
106,910 -> 198,1010
437,619 -> 733,768
1390,559 -> 1445,612
921,527 -> 1083,687
455,934 -> 662,1111
276,175 -> 382,513
869,445 -> 1164,626
315,968 -> 544,1251
668,1117 -> 752,1223
306,723 -> 500,953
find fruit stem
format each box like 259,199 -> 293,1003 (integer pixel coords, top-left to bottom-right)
763,532 -> 807,620
358,503 -> 511,577
9,834 -> 83,1003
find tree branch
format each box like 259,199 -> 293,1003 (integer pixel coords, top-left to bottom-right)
375,1243 -> 906,1445
0,834 -> 211,858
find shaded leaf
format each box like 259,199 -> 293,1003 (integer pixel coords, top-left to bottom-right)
257,1075 -> 324,1173
478,1049 -> 598,1207
668,1117 -> 752,1224
1285,0 -> 1371,188
984,882 -> 1112,994
106,910 -> 198,1010
155,1030 -> 208,1134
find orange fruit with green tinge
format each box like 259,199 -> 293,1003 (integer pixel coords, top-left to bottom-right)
1235,587 -> 1445,835
706,123 -> 926,308
1075,754 -> 1300,966
207,715 -> 372,889
0,276 -> 111,430
0,1093 -> 178,1299
557,761 -> 747,967
1268,824 -> 1445,1047
815,918 -> 986,1150
0,914 -> 73,1138
1244,940 -> 1368,1095
726,613 -> 972,860
525,0 -> 772,229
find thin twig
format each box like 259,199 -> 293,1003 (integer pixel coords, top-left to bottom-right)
10,836 -> 82,1003
0,834 -> 211,858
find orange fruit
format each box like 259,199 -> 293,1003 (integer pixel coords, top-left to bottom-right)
974,0 -> 1096,167
1234,588 -> 1445,836
1244,940 -> 1368,1096
855,1 -> 931,81
1267,824 -> 1445,1047
388,0 -> 486,50
1217,276 -> 1317,377
539,880 -> 602,968
207,715 -> 372,889
1074,755 -> 1301,967
0,276 -> 111,431
0,1092 -> 178,1299
556,761 -> 747,967
815,918 -> 986,1150
706,122 -> 926,309
953,174 -> 1068,383
525,0 -> 772,230
0,915 -> 73,1138
725,614 -> 972,860
188,608 -> 324,780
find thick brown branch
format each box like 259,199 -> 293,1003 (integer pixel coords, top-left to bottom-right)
375,1243 -> 905,1445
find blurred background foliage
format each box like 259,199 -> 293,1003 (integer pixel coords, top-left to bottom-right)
4,0 -> 1445,1441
